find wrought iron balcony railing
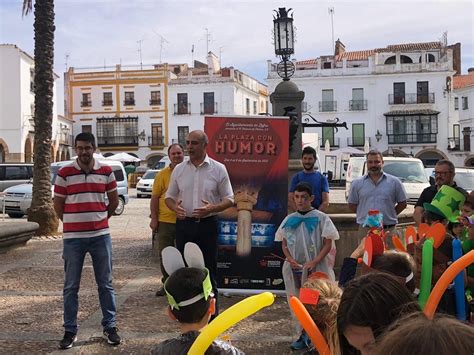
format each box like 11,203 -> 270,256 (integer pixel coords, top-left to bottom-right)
388,93 -> 435,105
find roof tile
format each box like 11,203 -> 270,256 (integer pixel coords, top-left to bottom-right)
453,74 -> 474,89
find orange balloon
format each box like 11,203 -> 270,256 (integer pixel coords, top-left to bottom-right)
418,223 -> 429,239
405,225 -> 417,245
424,250 -> 474,319
289,296 -> 330,355
427,223 -> 446,249
392,236 -> 407,252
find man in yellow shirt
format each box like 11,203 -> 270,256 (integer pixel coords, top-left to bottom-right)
150,143 -> 184,296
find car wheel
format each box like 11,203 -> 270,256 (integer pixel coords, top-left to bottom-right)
8,213 -> 24,218
114,197 -> 125,216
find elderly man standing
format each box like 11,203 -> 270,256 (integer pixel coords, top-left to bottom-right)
150,143 -> 184,296
165,130 -> 234,314
348,150 -> 407,247
413,159 -> 467,224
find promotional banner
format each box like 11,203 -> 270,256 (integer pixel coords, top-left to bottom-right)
205,115 -> 289,291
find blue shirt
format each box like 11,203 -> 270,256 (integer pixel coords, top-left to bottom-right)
348,172 -> 407,225
289,171 -> 329,209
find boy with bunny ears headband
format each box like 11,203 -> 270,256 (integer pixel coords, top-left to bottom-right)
152,242 -> 243,355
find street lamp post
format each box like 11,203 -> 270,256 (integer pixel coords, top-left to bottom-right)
270,7 -> 304,161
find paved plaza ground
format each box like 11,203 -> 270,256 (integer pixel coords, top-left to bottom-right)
0,189 -> 351,354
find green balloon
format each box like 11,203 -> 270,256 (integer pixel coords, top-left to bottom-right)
418,238 -> 434,309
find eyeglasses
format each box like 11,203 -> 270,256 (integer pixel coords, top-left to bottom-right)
434,171 -> 451,176
75,146 -> 93,152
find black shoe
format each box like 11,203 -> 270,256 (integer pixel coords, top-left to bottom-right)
103,327 -> 121,345
155,285 -> 166,297
59,331 -> 77,349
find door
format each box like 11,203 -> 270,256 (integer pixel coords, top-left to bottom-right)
322,127 -> 335,146
417,81 -> 429,103
151,124 -> 163,146
322,89 -> 334,111
393,83 -> 405,104
351,88 -> 364,110
203,92 -> 215,114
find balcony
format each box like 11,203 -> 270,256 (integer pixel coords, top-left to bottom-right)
148,136 -> 164,146
319,137 -> 340,148
80,101 -> 92,107
388,93 -> 435,105
200,102 -> 218,115
59,133 -> 73,146
349,100 -> 367,111
97,135 -> 138,147
348,137 -> 371,147
446,137 -> 471,151
124,99 -> 135,106
174,103 -> 191,115
319,101 -> 337,112
149,99 -> 162,106
102,100 -> 113,106
387,133 -> 437,144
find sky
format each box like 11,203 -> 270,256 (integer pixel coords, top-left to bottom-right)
1,0 -> 473,115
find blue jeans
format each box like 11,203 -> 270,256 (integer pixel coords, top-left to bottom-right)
63,234 -> 116,333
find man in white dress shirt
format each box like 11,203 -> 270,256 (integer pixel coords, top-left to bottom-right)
165,130 -> 234,315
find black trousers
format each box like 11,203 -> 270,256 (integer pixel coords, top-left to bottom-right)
175,216 -> 219,315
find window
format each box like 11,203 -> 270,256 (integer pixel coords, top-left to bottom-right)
245,98 -> 250,114
82,125 -> 92,133
178,126 -> 189,147
462,97 -> 469,110
124,92 -> 135,106
320,89 -> 335,112
96,117 -> 138,146
351,124 -> 365,146
150,91 -> 161,106
177,93 -> 189,114
253,101 -> 257,114
417,81 -> 429,103
386,114 -> 438,144
102,92 -> 113,106
202,92 -> 215,114
323,62 -> 332,69
30,68 -> 35,93
322,127 -> 335,146
393,83 -> 405,104
454,97 -> 459,110
81,93 -> 91,107
4,166 -> 30,180
350,88 -> 366,110
150,123 -> 163,146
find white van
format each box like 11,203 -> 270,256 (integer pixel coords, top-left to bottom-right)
345,156 -> 430,204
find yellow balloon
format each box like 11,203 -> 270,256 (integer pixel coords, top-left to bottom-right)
188,292 -> 275,354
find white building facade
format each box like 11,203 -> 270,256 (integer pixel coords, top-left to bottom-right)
0,44 -> 64,163
168,54 -> 268,147
452,69 -> 474,166
65,53 -> 268,166
267,40 -> 467,167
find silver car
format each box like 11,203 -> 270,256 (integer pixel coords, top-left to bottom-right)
136,169 -> 159,198
2,173 -> 56,218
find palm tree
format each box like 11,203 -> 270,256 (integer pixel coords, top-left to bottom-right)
23,0 -> 59,235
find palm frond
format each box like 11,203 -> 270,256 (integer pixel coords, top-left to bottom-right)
22,0 -> 33,17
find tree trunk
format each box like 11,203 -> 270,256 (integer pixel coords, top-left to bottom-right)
27,0 -> 59,236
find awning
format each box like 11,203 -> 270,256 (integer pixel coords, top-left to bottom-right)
384,109 -> 440,116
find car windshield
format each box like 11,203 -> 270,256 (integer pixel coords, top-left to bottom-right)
383,161 -> 428,183
455,171 -> 474,190
142,170 -> 158,180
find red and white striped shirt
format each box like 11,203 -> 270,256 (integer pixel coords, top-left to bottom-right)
54,159 -> 117,239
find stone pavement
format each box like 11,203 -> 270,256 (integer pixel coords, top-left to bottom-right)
0,191 -> 298,355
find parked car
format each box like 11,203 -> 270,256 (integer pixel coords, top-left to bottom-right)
345,156 -> 430,204
454,167 -> 474,194
0,163 -> 34,191
2,160 -> 129,218
136,169 -> 159,198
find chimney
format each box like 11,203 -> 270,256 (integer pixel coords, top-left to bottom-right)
447,42 -> 461,75
335,38 -> 346,56
207,51 -> 220,75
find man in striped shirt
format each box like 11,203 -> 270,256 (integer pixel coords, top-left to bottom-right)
54,132 -> 120,349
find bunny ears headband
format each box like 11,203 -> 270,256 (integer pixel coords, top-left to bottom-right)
162,242 -> 213,310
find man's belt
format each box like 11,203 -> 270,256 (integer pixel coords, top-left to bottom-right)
182,216 -> 217,223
